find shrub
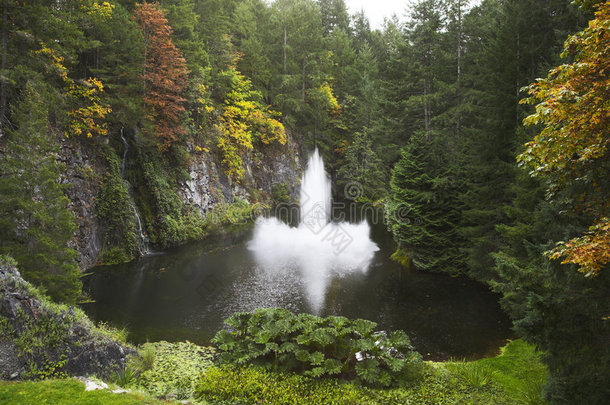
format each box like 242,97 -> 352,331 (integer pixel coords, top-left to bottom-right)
272,183 -> 291,205
212,308 -> 423,387
204,198 -> 264,230
131,341 -> 215,400
111,366 -> 139,387
454,363 -> 495,390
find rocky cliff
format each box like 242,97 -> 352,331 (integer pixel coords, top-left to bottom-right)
59,128 -> 302,270
0,258 -> 134,379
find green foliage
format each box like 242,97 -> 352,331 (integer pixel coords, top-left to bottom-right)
212,308 -> 422,388
385,134 -> 463,275
129,341 -> 215,400
95,321 -> 129,345
390,248 -> 412,270
129,344 -> 156,373
451,362 -> 495,391
95,147 -> 138,264
25,354 -> 69,381
492,196 -> 610,404
204,198 -> 264,230
0,82 -> 81,304
111,365 -> 139,388
214,63 -> 286,181
336,131 -> 386,202
198,340 -> 544,405
197,365 -> 368,404
271,183 -> 292,205
97,247 -> 132,266
135,144 -> 204,249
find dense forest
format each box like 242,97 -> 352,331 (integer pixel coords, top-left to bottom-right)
0,0 -> 608,403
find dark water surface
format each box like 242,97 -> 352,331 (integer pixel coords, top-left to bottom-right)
83,216 -> 514,360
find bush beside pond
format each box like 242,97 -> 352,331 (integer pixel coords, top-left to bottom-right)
212,308 -> 423,388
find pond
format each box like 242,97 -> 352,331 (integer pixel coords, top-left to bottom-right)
83,208 -> 514,361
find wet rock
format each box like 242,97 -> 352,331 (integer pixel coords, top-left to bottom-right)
58,137 -> 104,270
179,131 -> 302,219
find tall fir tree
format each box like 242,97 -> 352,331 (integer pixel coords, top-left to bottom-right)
0,83 -> 81,303
385,134 -> 463,274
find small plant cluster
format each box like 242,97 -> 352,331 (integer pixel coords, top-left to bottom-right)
204,198 -> 266,230
114,341 -> 215,400
212,308 -> 422,387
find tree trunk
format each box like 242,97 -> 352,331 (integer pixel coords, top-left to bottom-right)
301,58 -> 305,102
456,0 -> 462,138
0,0 -> 8,132
283,25 -> 287,75
424,78 -> 430,141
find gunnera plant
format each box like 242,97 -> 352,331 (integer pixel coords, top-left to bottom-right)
212,308 -> 423,387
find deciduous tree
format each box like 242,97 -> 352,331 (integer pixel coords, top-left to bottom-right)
519,1 -> 610,276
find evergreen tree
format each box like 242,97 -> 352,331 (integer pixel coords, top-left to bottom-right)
492,4 -> 610,401
336,131 -> 385,201
492,182 -> 610,403
232,0 -> 274,101
0,83 -> 81,303
458,0 -> 584,281
385,134 -> 463,273
318,0 -> 350,35
88,2 -> 146,127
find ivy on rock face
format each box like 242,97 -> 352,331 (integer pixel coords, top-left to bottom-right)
212,308 -> 422,388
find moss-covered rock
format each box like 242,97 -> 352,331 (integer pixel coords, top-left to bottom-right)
0,258 -> 135,380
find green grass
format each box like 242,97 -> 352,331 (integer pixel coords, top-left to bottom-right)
0,379 -> 171,404
468,339 -> 548,404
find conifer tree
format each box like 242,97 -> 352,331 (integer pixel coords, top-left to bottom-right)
385,134 -> 463,273
133,1 -> 189,151
0,83 -> 81,303
336,131 -> 385,201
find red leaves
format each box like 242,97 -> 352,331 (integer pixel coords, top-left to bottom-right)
133,2 -> 189,151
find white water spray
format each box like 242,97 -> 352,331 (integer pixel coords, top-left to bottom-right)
248,149 -> 379,312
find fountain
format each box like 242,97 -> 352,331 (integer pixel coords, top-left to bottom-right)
248,149 -> 379,312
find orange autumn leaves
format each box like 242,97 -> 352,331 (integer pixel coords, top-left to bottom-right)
549,218 -> 610,276
520,1 -> 610,276
133,1 -> 189,151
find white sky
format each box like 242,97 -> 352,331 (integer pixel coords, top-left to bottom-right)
345,0 -> 409,29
